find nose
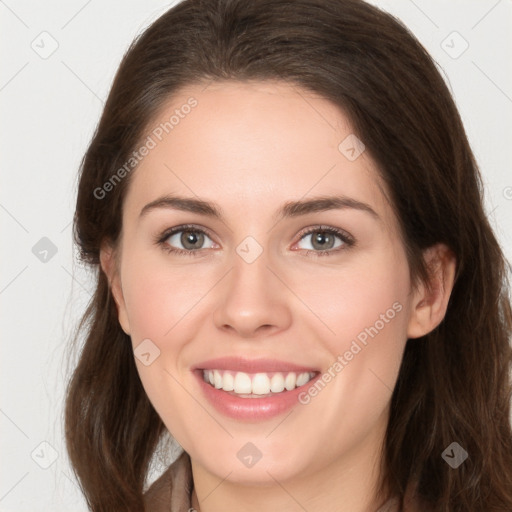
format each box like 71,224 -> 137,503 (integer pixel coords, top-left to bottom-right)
212,247 -> 293,338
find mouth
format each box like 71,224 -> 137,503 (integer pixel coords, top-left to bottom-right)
192,357 -> 321,421
200,369 -> 318,398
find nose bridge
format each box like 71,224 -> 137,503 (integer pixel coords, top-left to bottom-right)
212,237 -> 292,337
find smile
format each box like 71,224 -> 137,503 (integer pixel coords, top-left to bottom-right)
202,369 -> 317,397
193,356 -> 322,420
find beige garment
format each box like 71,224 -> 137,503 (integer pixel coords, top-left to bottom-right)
143,451 -> 426,512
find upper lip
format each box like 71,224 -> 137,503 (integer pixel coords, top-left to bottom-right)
193,356 -> 320,374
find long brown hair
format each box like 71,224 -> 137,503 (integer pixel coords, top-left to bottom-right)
64,0 -> 512,510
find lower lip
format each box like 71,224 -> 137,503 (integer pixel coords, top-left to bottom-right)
194,370 -> 321,421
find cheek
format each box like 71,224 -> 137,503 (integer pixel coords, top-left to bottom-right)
295,250 -> 410,354
120,249 -> 217,342
286,268 -> 409,460
118,251 -> 212,436
294,249 -> 410,409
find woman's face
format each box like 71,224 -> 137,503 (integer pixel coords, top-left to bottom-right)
103,80 -> 424,485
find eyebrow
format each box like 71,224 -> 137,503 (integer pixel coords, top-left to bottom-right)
139,194 -> 380,222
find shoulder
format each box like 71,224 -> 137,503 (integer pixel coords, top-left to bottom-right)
143,450 -> 193,512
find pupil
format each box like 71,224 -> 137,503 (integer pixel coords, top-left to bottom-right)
182,231 -> 203,249
313,231 -> 334,250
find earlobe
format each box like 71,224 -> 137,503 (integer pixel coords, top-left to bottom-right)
407,244 -> 457,339
99,243 -> 131,335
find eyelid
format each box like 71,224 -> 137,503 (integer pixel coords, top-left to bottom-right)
157,223 -> 217,244
295,224 -> 355,245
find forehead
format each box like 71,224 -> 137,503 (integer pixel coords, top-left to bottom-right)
123,80 -> 395,231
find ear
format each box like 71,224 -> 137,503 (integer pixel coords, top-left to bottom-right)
99,242 -> 131,335
407,243 -> 456,339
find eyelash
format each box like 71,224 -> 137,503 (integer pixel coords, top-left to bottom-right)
155,224 -> 355,258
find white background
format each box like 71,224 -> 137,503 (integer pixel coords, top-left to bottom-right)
1,0 -> 511,510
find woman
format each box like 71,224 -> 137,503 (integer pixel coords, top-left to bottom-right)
64,0 -> 512,510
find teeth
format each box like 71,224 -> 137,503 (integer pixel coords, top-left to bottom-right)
252,373 -> 270,395
202,369 -> 315,396
213,370 -> 223,389
285,373 -> 296,391
296,372 -> 310,387
222,372 -> 234,391
233,372 -> 252,394
270,373 -> 285,393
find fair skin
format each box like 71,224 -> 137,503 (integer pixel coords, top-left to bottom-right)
100,80 -> 456,512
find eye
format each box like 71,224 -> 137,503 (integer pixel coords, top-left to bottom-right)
157,224 -> 217,257
156,224 -> 355,258
294,225 -> 355,256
